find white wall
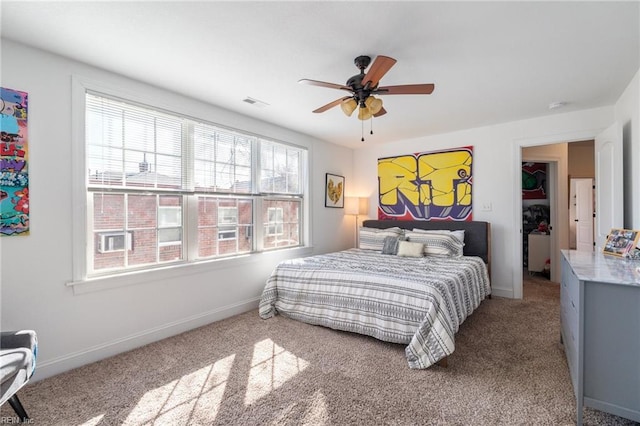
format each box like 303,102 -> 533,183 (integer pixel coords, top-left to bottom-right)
353,107 -> 618,298
568,142 -> 595,178
615,69 -> 640,229
0,40 -> 354,381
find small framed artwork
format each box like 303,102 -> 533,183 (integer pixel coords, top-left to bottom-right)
325,173 -> 344,208
603,228 -> 640,257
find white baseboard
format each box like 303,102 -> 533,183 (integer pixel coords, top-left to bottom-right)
490,287 -> 514,299
32,297 -> 260,382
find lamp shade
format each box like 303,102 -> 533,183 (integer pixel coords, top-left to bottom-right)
357,106 -> 372,121
357,197 -> 369,215
366,96 -> 383,115
340,98 -> 357,117
344,197 -> 359,215
345,196 -> 368,215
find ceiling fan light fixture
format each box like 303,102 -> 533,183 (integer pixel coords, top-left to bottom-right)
340,98 -> 357,116
357,105 -> 373,121
301,55 -> 434,137
365,96 -> 383,115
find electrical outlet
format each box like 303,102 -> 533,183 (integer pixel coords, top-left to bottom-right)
480,202 -> 492,212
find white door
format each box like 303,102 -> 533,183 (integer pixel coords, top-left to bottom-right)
595,123 -> 623,251
575,178 -> 594,252
569,179 -> 577,249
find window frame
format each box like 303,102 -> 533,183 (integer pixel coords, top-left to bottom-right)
158,205 -> 182,228
158,205 -> 183,246
70,76 -> 310,290
217,206 -> 238,241
266,207 -> 284,236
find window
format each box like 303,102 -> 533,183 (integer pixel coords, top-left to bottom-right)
217,206 -> 238,240
158,204 -> 182,245
84,92 -> 306,277
263,200 -> 300,249
266,207 -> 283,236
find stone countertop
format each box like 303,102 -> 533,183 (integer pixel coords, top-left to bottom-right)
562,250 -> 640,286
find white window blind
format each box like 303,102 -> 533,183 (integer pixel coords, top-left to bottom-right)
193,122 -> 253,194
260,139 -> 301,194
86,94 -> 184,191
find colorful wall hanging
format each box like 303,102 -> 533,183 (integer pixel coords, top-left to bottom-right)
522,162 -> 547,200
378,146 -> 473,221
1,87 -> 29,236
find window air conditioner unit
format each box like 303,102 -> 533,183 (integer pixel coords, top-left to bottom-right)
98,231 -> 133,253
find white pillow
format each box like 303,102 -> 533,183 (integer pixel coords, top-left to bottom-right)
405,231 -> 464,257
411,228 -> 465,244
358,227 -> 404,251
396,240 -> 424,258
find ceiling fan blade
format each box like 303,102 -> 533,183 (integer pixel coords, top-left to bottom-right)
312,96 -> 351,113
361,56 -> 397,89
375,84 -> 435,95
299,79 -> 351,92
373,107 -> 387,117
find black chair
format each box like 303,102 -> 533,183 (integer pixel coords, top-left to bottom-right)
0,330 -> 37,422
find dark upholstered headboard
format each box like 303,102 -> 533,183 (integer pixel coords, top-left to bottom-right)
362,220 -> 492,268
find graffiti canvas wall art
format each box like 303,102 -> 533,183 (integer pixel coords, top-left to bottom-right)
378,146 -> 473,221
522,162 -> 547,200
1,87 -> 29,236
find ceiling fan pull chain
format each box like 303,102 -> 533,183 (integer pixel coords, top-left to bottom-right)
370,117 -> 374,135
361,119 -> 365,142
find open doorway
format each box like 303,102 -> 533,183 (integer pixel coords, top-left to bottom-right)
519,141 -> 595,296
567,141 -> 596,250
521,160 -> 553,280
520,145 -> 565,285
513,124 -> 623,300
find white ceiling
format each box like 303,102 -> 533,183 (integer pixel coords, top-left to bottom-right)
1,1 -> 639,149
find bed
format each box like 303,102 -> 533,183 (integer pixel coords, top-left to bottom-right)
258,220 -> 492,369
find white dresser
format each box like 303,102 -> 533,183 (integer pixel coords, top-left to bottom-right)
560,250 -> 640,425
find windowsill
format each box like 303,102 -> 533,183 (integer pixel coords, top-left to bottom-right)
67,245 -> 313,295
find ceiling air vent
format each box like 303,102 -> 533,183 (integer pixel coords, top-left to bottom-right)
242,97 -> 269,108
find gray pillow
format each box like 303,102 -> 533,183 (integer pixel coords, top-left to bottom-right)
381,235 -> 406,255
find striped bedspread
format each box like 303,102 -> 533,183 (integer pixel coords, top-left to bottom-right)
259,249 -> 491,369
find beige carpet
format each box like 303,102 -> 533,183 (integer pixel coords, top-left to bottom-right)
3,275 -> 637,425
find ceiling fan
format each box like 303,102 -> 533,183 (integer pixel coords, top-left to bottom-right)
299,55 -> 435,121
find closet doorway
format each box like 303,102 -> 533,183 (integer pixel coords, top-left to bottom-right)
521,146 -> 564,283
520,140 -> 595,286
514,124 -> 622,300
522,160 -> 553,279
